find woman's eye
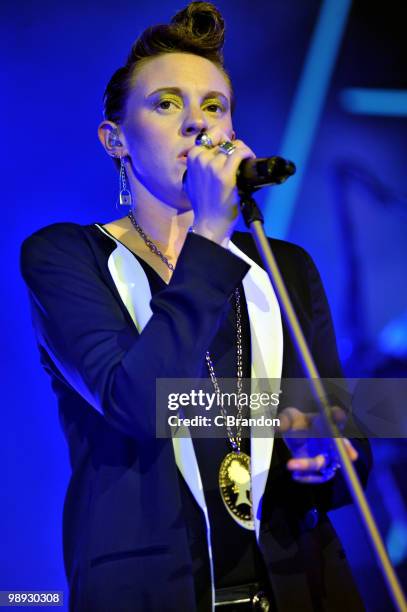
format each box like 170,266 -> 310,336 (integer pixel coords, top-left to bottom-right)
205,104 -> 225,115
156,99 -> 180,111
205,100 -> 225,114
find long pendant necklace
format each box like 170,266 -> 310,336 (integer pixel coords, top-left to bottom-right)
127,210 -> 254,530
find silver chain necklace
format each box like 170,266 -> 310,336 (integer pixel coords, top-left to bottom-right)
127,209 -> 254,530
127,209 -> 245,449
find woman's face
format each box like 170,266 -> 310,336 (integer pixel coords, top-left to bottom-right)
120,52 -> 234,210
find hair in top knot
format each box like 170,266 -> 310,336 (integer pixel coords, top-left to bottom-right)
170,1 -> 225,55
103,1 -> 232,140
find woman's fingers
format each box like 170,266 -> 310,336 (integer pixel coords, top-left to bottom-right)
187,134 -> 254,174
185,130 -> 256,228
279,407 -> 312,432
287,454 -> 327,472
184,129 -> 258,244
219,140 -> 256,179
343,438 -> 359,460
286,438 -> 358,476
187,128 -> 233,161
281,404 -> 358,478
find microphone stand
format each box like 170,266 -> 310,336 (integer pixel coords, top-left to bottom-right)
238,189 -> 407,611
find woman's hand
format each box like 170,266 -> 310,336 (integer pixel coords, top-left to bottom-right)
279,406 -> 358,482
184,128 -> 255,245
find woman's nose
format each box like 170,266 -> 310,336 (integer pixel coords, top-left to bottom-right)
181,107 -> 209,136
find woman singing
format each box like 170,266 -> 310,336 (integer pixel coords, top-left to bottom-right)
21,2 -> 371,610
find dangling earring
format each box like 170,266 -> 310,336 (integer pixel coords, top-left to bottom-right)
119,157 -> 132,206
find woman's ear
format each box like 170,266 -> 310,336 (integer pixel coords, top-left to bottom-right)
97,121 -> 129,158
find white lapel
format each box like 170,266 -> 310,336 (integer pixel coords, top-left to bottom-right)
94,225 -> 283,542
95,223 -> 216,606
95,224 -> 208,507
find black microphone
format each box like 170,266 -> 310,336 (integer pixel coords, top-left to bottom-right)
236,156 -> 296,190
182,156 -> 296,191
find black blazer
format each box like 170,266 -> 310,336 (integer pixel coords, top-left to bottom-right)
20,222 -> 371,612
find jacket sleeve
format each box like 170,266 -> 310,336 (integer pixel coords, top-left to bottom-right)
302,248 -> 372,509
20,224 -> 250,441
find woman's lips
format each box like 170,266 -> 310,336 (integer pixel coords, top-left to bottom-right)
178,147 -> 193,159
177,152 -> 188,163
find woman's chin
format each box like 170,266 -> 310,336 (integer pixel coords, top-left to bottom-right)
173,187 -> 193,212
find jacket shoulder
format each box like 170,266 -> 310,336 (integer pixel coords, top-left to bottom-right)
232,230 -> 312,267
20,222 -> 101,279
21,222 -> 88,248
231,230 -> 320,315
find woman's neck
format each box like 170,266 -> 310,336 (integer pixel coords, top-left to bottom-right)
127,200 -> 194,259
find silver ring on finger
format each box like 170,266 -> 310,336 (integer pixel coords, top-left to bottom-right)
195,131 -> 213,149
218,140 -> 237,156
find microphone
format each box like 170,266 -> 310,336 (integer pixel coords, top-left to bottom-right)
183,156 -> 296,191
236,156 -> 296,190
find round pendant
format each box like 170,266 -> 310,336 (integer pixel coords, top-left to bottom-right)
218,451 -> 254,530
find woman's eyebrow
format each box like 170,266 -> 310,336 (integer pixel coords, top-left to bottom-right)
205,91 -> 230,106
145,87 -> 229,106
145,87 -> 182,99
